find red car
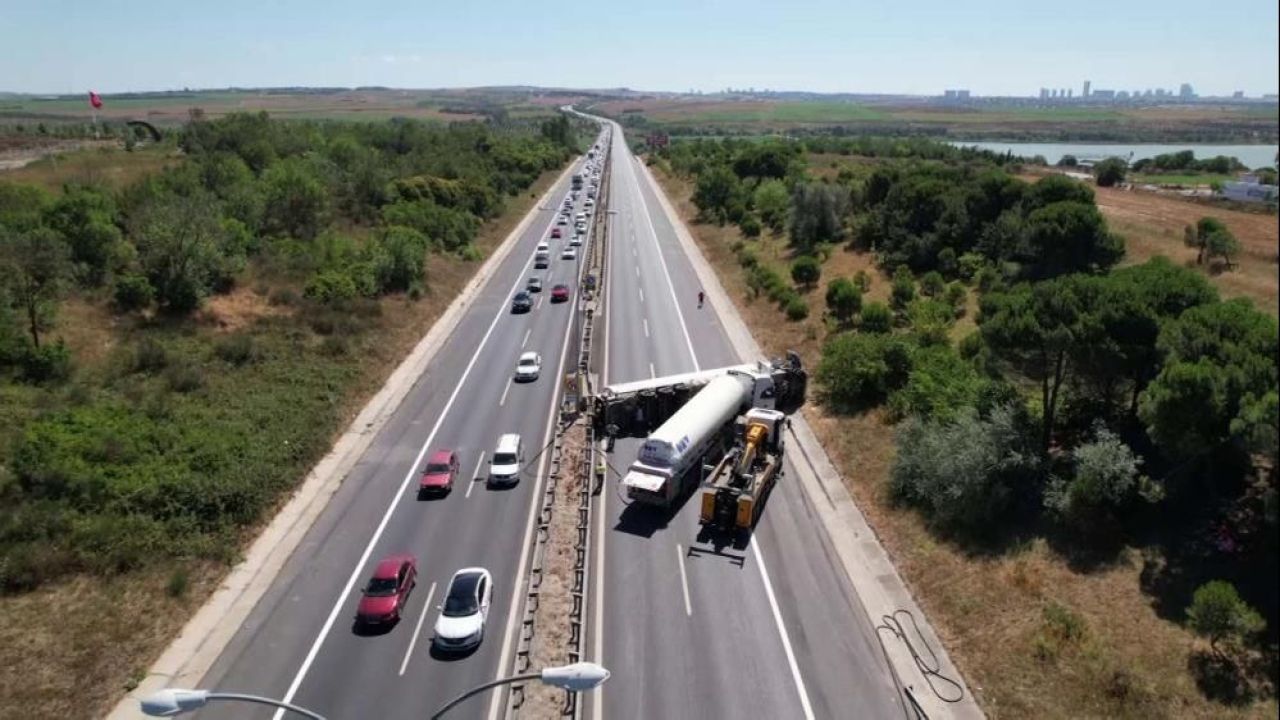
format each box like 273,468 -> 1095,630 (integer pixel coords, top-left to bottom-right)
356,554 -> 417,626
419,449 -> 459,496
550,284 -> 570,303
551,228 -> 562,239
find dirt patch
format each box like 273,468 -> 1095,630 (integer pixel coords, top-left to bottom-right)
199,286 -> 292,332
649,164 -> 1279,720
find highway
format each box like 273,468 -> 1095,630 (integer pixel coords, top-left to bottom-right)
585,121 -> 904,719
194,134 -> 607,720
190,117 -> 903,720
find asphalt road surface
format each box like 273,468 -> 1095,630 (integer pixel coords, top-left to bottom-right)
585,120 -> 904,720
195,135 -> 607,720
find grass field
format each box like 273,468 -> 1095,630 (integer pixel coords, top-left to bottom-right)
648,163 -> 1278,720
2,145 -> 178,191
1129,172 -> 1234,186
0,88 -> 576,126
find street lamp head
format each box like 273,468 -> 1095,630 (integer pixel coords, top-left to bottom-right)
140,688 -> 210,717
540,662 -> 611,692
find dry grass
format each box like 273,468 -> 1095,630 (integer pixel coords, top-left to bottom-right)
0,562 -> 223,720
649,165 -> 1279,720
0,167 -> 566,720
2,145 -> 177,193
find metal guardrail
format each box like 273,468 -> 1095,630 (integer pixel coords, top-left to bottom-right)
508,133 -> 612,719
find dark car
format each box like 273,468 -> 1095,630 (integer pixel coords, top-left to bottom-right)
419,449 -> 458,496
550,284 -> 570,303
511,291 -> 533,313
356,554 -> 417,626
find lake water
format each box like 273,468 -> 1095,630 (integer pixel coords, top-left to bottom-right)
947,142 -> 1279,169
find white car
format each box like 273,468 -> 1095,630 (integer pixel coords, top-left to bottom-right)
561,247 -> 577,260
569,235 -> 582,247
515,351 -> 541,381
432,568 -> 493,653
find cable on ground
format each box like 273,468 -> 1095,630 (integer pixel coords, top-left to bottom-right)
876,609 -> 965,706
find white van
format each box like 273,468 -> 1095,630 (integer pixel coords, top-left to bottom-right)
536,241 -> 549,254
488,434 -> 524,486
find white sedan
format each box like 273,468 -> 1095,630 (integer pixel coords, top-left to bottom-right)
432,567 -> 493,653
561,247 -> 577,261
514,351 -> 542,381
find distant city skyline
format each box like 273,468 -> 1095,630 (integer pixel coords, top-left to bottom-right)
1,0 -> 1276,97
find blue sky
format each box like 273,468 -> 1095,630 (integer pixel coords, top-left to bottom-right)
2,0 -> 1277,96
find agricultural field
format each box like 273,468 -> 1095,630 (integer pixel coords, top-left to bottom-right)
593,95 -> 1279,143
0,87 -> 588,127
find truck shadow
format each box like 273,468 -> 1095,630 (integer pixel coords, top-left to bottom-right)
614,490 -> 694,538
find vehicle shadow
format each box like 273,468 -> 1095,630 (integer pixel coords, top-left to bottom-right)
614,488 -> 693,538
351,619 -> 399,637
429,642 -> 480,662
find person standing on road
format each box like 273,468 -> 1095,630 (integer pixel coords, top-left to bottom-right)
697,290 -> 705,308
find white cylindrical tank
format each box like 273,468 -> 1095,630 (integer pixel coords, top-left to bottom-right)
636,374 -> 751,474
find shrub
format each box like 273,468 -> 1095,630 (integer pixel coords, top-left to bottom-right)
784,296 -> 809,321
957,252 -> 986,282
852,270 -> 871,292
936,247 -> 958,277
214,334 -> 257,366
889,403 -> 1039,533
860,302 -> 892,334
319,335 -> 349,356
20,341 -> 73,384
1186,580 -> 1265,652
945,282 -> 968,315
164,363 -> 204,393
113,274 -> 155,312
791,256 -> 822,289
267,287 -> 298,307
920,271 -> 945,297
907,299 -> 954,346
1094,157 -> 1127,187
888,345 -> 986,422
1045,424 -> 1155,523
816,332 -> 913,411
304,269 -> 359,305
166,567 -> 189,598
825,277 -> 862,324
739,214 -> 762,238
132,338 -> 169,374
891,265 -> 915,309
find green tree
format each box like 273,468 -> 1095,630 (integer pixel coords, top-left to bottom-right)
0,227 -> 71,347
825,277 -> 862,325
1186,580 -> 1265,653
816,332 -> 913,411
753,179 -> 790,233
112,273 -> 155,312
370,226 -> 429,293
791,256 -> 822,289
692,165 -> 739,225
789,182 -> 849,252
43,185 -> 123,285
1044,424 -> 1156,528
1140,299 -> 1278,459
130,195 -> 230,314
261,158 -> 329,240
1022,201 -> 1124,278
888,344 -> 986,422
1186,217 -> 1228,265
1205,228 -> 1241,269
920,271 -> 945,297
890,403 -> 1039,533
1022,174 -> 1095,214
907,299 -> 955,346
0,181 -> 53,232
1094,157 -> 1127,187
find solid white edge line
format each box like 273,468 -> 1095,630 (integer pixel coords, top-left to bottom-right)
751,539 -> 816,720
624,137 -> 700,372
270,158 -> 572,720
466,453 -> 485,500
499,377 -> 513,407
676,544 -> 692,617
398,581 -> 437,676
485,177 -> 593,720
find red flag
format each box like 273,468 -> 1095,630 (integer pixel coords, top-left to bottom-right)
88,91 -> 102,109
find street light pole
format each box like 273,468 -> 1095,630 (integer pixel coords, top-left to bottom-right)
140,689 -> 326,719
430,662 -> 610,719
429,671 -> 541,720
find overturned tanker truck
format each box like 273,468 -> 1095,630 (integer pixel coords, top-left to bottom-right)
591,353 -> 806,524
